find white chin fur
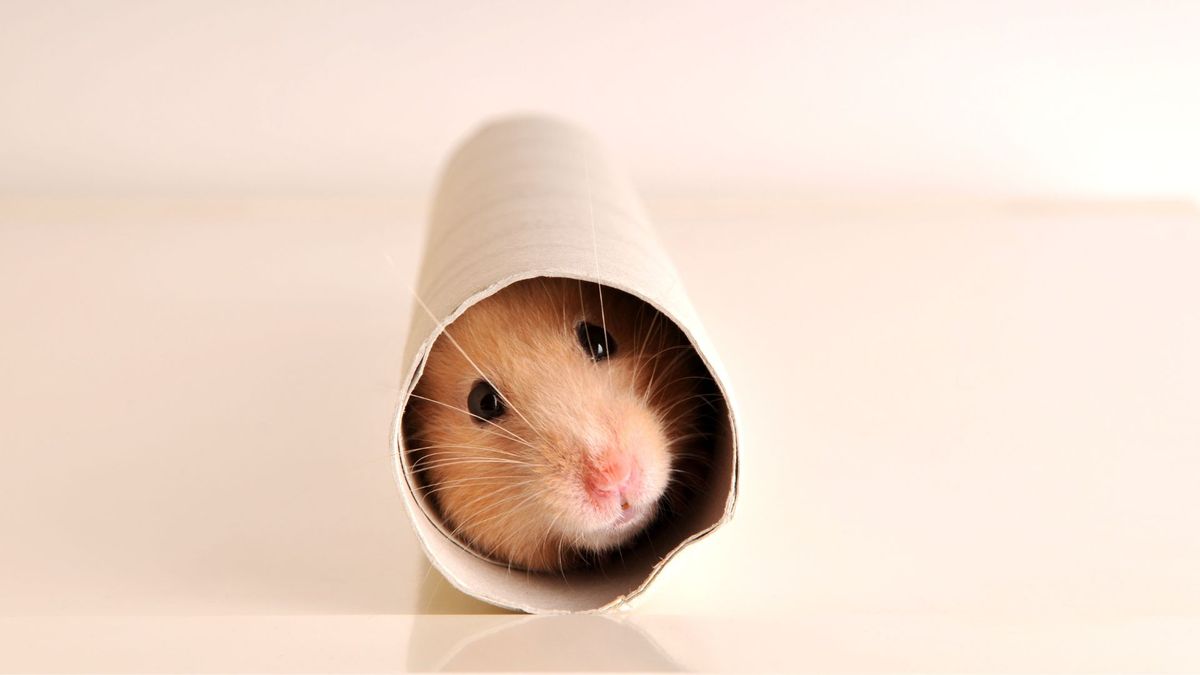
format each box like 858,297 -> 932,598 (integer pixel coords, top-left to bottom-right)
571,502 -> 658,552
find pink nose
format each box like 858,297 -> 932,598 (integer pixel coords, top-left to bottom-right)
585,452 -> 639,503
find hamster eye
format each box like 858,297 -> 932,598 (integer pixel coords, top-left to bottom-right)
467,380 -> 506,422
576,322 -> 617,361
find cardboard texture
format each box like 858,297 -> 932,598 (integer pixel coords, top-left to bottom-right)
391,116 -> 738,613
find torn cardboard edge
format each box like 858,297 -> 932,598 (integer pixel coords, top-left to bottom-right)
390,115 -> 739,613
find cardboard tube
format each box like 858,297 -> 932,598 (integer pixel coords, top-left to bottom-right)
392,116 -> 738,613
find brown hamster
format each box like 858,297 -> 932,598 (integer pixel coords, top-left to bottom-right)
403,278 -> 716,572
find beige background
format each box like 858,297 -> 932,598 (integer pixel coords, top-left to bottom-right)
3,0 -> 1200,199
2,1 -> 1199,672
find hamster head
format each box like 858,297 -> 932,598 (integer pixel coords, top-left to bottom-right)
403,278 -> 715,572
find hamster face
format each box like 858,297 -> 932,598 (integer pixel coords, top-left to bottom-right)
404,278 -> 714,572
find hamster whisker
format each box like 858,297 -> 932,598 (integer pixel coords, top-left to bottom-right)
421,477 -> 537,499
412,453 -> 532,471
469,424 -> 541,449
653,392 -> 723,424
538,277 -> 569,332
408,288 -> 545,443
640,343 -> 701,380
443,489 -> 540,535
409,448 -> 528,465
666,469 -> 705,489
407,443 -> 526,458
421,484 -> 527,502
666,464 -> 706,477
637,344 -> 696,405
635,317 -> 671,388
447,491 -> 545,549
636,342 -> 694,365
666,469 -> 696,485
543,513 -> 565,573
422,470 -> 530,485
658,400 -> 721,428
408,445 -> 529,460
666,439 -> 709,455
408,393 -> 535,448
488,509 -> 562,572
581,157 -> 614,394
418,469 -> 527,483
662,481 -> 696,511
444,483 -> 536,519
412,457 -> 538,472
652,399 -> 715,430
412,461 -> 536,477
665,464 -> 696,478
628,307 -> 666,385
663,444 -> 710,459
655,374 -> 717,387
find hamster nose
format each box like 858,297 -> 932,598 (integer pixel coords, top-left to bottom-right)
584,452 -> 640,505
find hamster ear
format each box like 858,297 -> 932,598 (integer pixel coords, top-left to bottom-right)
576,322 -> 617,361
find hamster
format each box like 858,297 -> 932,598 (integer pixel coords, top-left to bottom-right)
403,277 -> 716,572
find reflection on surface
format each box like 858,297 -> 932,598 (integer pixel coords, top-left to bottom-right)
409,555 -> 681,671
2,613 -> 1199,672
407,614 -> 681,672
414,555 -> 513,615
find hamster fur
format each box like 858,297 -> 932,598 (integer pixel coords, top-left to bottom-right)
403,278 -> 715,572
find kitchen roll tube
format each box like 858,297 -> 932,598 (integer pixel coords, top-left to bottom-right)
392,116 -> 739,613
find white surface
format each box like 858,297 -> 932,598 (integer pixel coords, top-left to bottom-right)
3,1 -> 1200,198
3,614 -> 1199,673
2,197 -> 1198,671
